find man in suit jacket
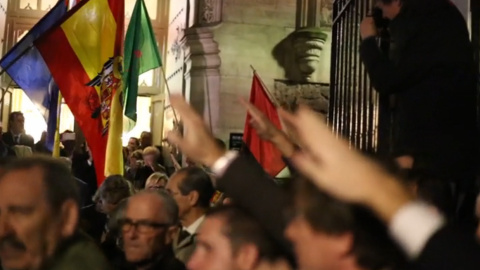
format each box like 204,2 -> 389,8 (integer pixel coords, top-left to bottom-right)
166,167 -> 215,264
2,112 -> 34,150
166,95 -> 480,270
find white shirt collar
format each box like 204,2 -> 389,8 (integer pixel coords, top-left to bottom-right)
184,215 -> 205,235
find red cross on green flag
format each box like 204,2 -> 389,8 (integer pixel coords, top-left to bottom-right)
123,0 -> 162,128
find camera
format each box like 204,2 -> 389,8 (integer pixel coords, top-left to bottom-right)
372,7 -> 390,29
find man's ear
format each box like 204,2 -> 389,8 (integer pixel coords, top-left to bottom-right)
188,190 -> 200,207
336,232 -> 354,257
60,199 -> 79,237
165,225 -> 179,245
234,243 -> 260,270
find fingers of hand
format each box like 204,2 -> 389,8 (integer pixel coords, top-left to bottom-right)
169,95 -> 201,125
166,130 -> 184,150
291,150 -> 323,180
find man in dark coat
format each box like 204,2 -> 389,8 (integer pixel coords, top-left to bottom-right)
360,0 -> 478,225
2,112 -> 34,150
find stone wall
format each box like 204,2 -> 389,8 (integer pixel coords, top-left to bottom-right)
213,0 -> 332,142
162,0 -> 333,144
213,0 -> 296,140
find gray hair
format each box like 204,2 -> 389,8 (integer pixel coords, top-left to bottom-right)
130,190 -> 179,225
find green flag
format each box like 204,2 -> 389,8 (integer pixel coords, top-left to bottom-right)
123,0 -> 162,125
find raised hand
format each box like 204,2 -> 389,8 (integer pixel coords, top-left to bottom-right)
278,106 -> 412,222
166,95 -> 226,168
240,98 -> 296,158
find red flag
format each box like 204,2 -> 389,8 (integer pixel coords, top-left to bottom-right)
243,73 -> 286,177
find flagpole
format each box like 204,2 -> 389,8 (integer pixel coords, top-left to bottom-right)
249,65 -> 280,107
160,67 -> 179,124
204,73 -> 213,133
52,92 -> 62,158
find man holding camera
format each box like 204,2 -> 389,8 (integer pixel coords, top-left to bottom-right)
360,0 -> 478,228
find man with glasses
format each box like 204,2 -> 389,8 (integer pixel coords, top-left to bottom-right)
120,190 -> 185,270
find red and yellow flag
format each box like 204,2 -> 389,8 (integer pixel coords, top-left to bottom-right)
36,0 -> 124,185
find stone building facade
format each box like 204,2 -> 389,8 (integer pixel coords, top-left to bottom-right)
162,0 -> 333,145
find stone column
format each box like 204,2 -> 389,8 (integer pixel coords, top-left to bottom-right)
296,0 -> 322,28
182,27 -> 221,133
181,0 -> 222,133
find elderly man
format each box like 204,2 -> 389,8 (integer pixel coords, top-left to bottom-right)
121,190 -> 185,270
0,156 -> 110,270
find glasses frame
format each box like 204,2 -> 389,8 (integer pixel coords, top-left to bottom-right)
119,218 -> 172,233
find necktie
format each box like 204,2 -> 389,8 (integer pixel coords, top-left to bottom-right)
178,229 -> 191,243
15,135 -> 20,144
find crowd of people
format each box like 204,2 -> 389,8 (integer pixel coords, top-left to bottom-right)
1,0 -> 480,269
0,94 -> 480,270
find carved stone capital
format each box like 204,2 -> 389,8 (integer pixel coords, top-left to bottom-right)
195,0 -> 223,27
181,27 -> 221,78
273,27 -> 328,83
292,28 -> 327,82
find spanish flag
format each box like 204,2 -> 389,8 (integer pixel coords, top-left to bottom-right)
36,0 -> 124,185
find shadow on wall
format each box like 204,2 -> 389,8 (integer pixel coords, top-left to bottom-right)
272,27 -> 328,83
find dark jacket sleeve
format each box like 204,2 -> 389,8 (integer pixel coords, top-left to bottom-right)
216,156 -> 295,264
415,226 -> 480,270
360,2 -> 473,96
360,35 -> 432,95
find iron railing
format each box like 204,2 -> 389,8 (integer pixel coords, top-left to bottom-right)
329,0 -> 391,154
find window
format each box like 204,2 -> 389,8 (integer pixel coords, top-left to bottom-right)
19,0 -> 37,10
40,0 -> 58,11
122,96 -> 151,146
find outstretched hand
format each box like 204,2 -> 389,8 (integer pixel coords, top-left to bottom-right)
166,95 -> 226,168
240,98 -> 296,158
240,98 -> 283,142
278,106 -> 412,222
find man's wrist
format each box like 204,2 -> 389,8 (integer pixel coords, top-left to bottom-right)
203,148 -> 228,168
366,175 -> 413,223
210,151 -> 239,178
272,134 -> 295,158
